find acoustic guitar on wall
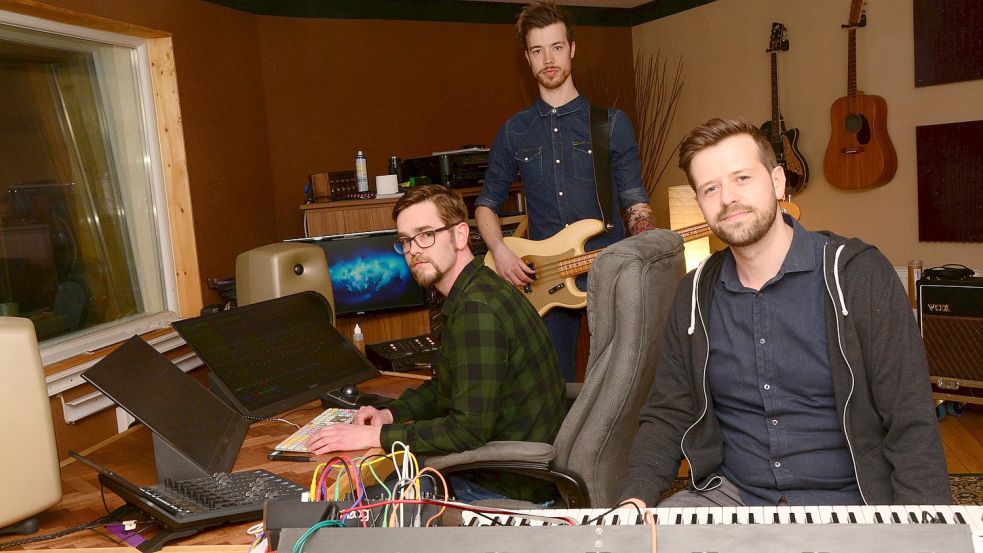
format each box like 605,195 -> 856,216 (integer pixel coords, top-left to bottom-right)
823,0 -> 897,190
761,22 -> 809,195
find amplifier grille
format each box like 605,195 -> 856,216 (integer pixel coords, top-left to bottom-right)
921,315 -> 983,382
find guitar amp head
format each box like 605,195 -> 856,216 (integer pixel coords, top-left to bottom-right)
917,277 -> 983,402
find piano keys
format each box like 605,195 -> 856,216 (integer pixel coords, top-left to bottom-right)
463,505 -> 983,553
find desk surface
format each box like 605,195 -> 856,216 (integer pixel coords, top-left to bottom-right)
15,376 -> 419,550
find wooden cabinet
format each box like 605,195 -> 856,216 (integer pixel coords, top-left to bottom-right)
300,185 -> 523,343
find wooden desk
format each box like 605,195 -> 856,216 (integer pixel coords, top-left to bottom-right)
19,376 -> 420,550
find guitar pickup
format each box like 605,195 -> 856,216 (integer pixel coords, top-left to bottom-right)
547,283 -> 566,295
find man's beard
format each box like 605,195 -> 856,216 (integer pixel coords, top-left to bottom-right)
536,65 -> 570,90
709,196 -> 779,248
410,258 -> 445,289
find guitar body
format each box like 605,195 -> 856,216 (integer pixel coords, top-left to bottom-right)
823,94 -> 897,190
484,219 -> 604,316
761,118 -> 810,194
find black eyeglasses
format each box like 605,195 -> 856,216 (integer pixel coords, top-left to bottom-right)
393,223 -> 463,254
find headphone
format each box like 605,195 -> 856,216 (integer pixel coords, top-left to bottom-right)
922,264 -> 975,281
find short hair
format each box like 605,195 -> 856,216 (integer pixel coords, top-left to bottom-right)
391,184 -> 468,227
516,1 -> 574,47
678,118 -> 778,188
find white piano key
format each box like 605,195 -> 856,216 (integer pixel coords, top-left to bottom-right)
818,505 -> 836,524
720,506 -> 739,524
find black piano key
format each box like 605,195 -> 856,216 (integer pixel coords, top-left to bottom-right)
848,512 -> 857,524
707,513 -> 714,524
580,515 -> 590,525
611,515 -> 620,525
806,512 -> 814,524
504,516 -> 514,526
789,512 -> 797,524
955,512 -> 967,524
690,513 -> 698,524
909,511 -> 919,523
635,513 -> 643,525
748,513 -> 756,524
831,512 -> 840,523
732,513 -> 739,524
921,511 -> 939,524
874,512 -> 884,524
468,518 -> 481,527
519,518 -> 531,526
675,513 -> 682,525
773,513 -> 781,524
892,512 -> 902,523
935,511 -> 948,523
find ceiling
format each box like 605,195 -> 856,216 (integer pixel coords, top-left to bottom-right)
462,0 -> 652,7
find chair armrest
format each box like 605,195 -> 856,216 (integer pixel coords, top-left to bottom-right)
423,442 -> 589,508
424,441 -> 554,470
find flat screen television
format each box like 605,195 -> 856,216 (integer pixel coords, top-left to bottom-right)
286,229 -> 427,317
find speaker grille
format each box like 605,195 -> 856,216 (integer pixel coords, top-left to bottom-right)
921,315 -> 983,382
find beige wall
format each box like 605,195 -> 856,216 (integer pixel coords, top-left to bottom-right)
633,0 -> 983,271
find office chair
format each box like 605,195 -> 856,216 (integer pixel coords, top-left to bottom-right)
0,317 -> 63,534
424,229 -> 685,508
235,243 -> 335,323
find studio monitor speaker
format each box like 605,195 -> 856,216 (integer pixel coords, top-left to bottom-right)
0,317 -> 62,534
235,243 -> 335,323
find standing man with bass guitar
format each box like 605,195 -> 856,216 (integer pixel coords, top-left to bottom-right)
475,0 -> 655,382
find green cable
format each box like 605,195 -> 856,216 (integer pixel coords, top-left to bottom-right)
291,519 -> 343,553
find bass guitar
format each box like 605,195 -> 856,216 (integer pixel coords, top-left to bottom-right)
486,201 -> 800,316
823,0 -> 897,190
760,22 -> 809,194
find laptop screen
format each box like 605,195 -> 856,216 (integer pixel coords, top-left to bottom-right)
172,291 -> 380,418
82,337 -> 247,476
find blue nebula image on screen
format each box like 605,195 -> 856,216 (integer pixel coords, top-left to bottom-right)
317,233 -> 426,315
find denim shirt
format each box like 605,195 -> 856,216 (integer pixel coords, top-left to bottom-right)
476,95 -> 649,251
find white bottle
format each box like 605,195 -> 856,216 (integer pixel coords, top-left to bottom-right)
355,151 -> 369,192
352,323 -> 365,354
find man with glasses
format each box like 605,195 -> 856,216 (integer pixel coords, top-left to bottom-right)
307,185 -> 565,503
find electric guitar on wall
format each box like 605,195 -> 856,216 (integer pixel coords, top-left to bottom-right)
486,201 -> 801,316
760,22 -> 809,194
823,0 -> 897,190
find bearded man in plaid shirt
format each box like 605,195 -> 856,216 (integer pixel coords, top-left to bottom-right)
307,185 -> 565,503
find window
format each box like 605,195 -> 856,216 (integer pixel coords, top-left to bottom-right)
0,9 -> 199,367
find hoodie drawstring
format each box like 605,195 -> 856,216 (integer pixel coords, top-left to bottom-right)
833,244 -> 849,316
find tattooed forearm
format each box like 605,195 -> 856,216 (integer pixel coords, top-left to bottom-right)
626,202 -> 656,235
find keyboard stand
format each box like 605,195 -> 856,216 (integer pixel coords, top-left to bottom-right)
137,527 -> 201,553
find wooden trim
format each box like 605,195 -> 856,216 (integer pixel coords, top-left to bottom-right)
148,36 -> 202,317
0,0 -> 167,37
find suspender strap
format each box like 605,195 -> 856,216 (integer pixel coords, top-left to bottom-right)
589,104 -> 615,232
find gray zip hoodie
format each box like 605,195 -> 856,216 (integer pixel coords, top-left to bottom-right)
619,230 -> 952,506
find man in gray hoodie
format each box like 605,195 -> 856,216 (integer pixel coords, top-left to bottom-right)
620,118 -> 950,509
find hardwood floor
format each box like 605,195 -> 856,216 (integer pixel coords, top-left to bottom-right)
939,403 -> 983,474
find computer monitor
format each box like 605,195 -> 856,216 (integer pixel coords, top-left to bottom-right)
82,336 -> 250,481
172,291 -> 380,418
286,229 -> 427,317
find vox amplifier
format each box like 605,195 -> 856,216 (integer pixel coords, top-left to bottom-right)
917,277 -> 983,398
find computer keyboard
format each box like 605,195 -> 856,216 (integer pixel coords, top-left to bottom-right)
274,408 -> 357,452
141,469 -> 305,519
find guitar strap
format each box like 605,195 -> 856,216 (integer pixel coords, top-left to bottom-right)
589,103 -> 615,232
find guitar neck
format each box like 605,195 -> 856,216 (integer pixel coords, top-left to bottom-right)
847,27 -> 858,112
558,224 -> 712,279
770,51 -> 781,140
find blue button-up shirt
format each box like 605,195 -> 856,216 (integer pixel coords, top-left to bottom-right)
477,95 -> 649,251
707,215 -> 862,506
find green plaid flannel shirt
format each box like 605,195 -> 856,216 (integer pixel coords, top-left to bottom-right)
379,258 -> 565,501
